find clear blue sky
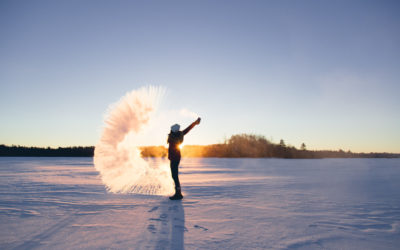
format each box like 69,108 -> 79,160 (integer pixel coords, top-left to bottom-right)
1,0 -> 399,153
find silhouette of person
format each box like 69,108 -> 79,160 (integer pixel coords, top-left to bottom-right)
168,117 -> 201,200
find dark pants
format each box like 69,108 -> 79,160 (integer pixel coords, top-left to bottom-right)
170,159 -> 181,188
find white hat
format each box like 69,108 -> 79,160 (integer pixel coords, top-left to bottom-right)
171,124 -> 180,132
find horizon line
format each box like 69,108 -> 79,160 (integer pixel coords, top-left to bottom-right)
1,144 -> 399,155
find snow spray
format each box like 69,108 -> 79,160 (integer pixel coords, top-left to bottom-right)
94,86 -> 174,195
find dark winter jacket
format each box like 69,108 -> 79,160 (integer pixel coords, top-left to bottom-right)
167,122 -> 197,161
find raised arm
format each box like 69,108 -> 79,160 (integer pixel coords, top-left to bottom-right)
182,117 -> 201,135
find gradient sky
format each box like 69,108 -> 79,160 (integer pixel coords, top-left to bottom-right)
1,0 -> 399,153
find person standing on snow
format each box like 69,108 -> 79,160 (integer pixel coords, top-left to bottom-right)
168,117 -> 201,200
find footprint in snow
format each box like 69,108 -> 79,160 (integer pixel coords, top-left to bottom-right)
194,225 -> 208,231
147,224 -> 156,233
148,206 -> 159,213
174,225 -> 188,232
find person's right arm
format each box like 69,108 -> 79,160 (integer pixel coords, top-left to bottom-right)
182,117 -> 201,135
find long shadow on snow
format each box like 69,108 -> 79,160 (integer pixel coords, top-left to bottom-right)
149,199 -> 185,250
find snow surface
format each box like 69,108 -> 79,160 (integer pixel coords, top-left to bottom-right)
1,157 -> 400,249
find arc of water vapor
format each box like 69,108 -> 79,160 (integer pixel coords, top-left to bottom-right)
94,86 -> 174,195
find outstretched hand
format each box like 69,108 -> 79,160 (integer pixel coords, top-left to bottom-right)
195,117 -> 201,125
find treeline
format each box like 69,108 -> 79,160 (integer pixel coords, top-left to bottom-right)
1,134 -> 399,158
0,145 -> 94,157
142,134 -> 400,159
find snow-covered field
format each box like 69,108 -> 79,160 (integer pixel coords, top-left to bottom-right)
1,157 -> 399,249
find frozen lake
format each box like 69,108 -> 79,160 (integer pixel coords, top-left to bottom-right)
1,157 -> 399,249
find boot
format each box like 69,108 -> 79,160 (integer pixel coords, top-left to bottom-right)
169,187 -> 183,200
